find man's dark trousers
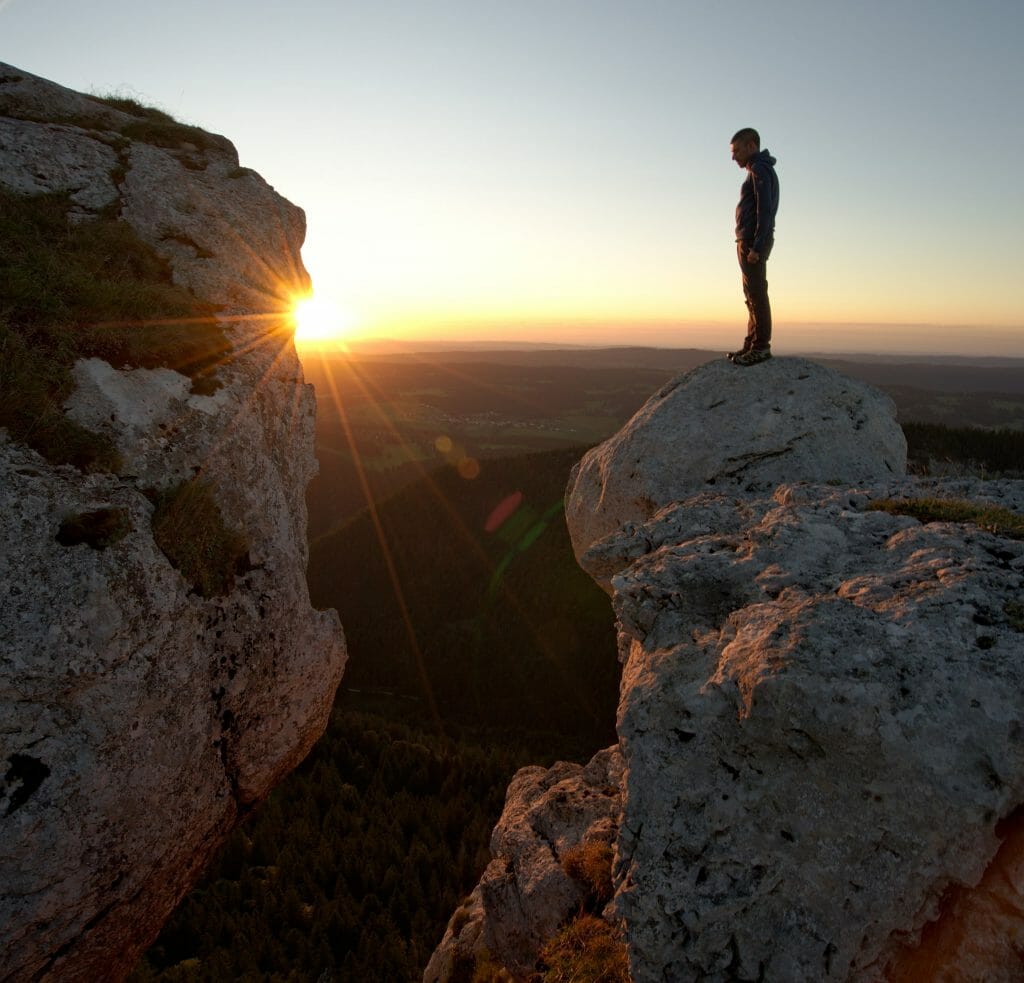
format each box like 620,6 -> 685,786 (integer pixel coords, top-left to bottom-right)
737,238 -> 773,351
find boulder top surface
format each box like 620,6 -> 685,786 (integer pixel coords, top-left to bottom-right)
565,356 -> 907,568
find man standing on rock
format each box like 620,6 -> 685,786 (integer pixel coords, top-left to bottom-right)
728,128 -> 779,366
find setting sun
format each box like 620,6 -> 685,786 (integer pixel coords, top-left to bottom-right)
291,294 -> 350,346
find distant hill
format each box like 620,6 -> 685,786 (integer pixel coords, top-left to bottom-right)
308,345 -> 1024,391
303,351 -> 1024,535
307,446 -> 620,754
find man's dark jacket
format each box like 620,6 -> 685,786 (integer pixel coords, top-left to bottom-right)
735,149 -> 779,254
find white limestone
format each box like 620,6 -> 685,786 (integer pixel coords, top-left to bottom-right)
565,356 -> 907,580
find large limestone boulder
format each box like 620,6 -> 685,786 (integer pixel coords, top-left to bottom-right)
565,357 -> 907,570
0,63 -> 344,981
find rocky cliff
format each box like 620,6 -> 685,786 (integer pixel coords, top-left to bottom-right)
429,358 -> 1024,981
0,64 -> 345,980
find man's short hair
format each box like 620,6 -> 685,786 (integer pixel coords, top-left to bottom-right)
731,127 -> 760,147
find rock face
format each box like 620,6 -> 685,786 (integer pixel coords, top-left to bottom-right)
430,357 -> 1024,981
0,63 -> 345,981
0,63 -> 308,310
609,475 -> 1024,982
424,748 -> 624,983
565,357 -> 907,574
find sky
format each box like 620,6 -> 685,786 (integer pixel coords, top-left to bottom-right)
3,0 -> 1023,355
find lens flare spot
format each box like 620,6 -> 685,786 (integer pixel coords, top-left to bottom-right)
457,457 -> 480,480
435,435 -> 453,454
485,491 -> 524,533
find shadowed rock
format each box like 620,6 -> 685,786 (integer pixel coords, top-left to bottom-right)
0,62 -> 344,981
424,749 -> 624,983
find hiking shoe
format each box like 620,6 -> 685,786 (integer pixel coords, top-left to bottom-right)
732,348 -> 772,366
726,347 -> 750,361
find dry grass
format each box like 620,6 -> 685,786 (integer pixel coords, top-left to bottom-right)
537,915 -> 630,983
86,93 -> 233,153
868,497 -> 1024,541
562,841 -> 615,910
150,480 -> 248,598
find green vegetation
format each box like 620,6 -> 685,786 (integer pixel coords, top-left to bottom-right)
536,915 -> 630,983
131,709 -> 538,982
0,187 -> 226,470
86,94 -> 176,119
86,93 -> 232,153
302,357 -> 670,535
0,88 -> 232,155
868,497 -> 1024,540
138,446 -> 619,980
132,360 -> 1024,978
902,421 -> 1024,476
150,480 -> 249,598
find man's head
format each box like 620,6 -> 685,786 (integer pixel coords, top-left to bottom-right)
730,127 -> 760,168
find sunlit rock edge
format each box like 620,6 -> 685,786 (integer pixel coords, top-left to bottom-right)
429,357 -> 1024,982
0,62 -> 345,981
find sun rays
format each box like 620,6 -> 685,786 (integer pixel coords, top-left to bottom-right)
301,346 -> 589,734
291,293 -> 353,348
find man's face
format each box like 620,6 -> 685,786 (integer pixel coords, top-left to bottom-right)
731,139 -> 757,168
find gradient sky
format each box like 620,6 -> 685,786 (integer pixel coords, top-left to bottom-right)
3,0 -> 1023,353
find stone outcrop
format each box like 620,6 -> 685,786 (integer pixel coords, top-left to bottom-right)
424,748 -> 624,983
608,474 -> 1024,982
565,357 -> 907,578
430,357 -> 1024,981
0,63 -> 344,981
0,62 -> 307,311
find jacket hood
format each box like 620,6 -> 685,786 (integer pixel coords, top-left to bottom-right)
751,148 -> 777,167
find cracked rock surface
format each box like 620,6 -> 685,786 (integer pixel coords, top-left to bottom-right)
424,748 -> 624,982
565,356 -> 907,579
0,63 -> 344,981
607,478 -> 1024,981
562,359 -> 1024,981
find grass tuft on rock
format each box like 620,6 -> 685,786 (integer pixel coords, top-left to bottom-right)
150,480 -> 248,598
85,93 -> 233,153
537,915 -> 630,983
868,497 -> 1024,540
562,841 -> 615,910
0,187 -> 228,470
